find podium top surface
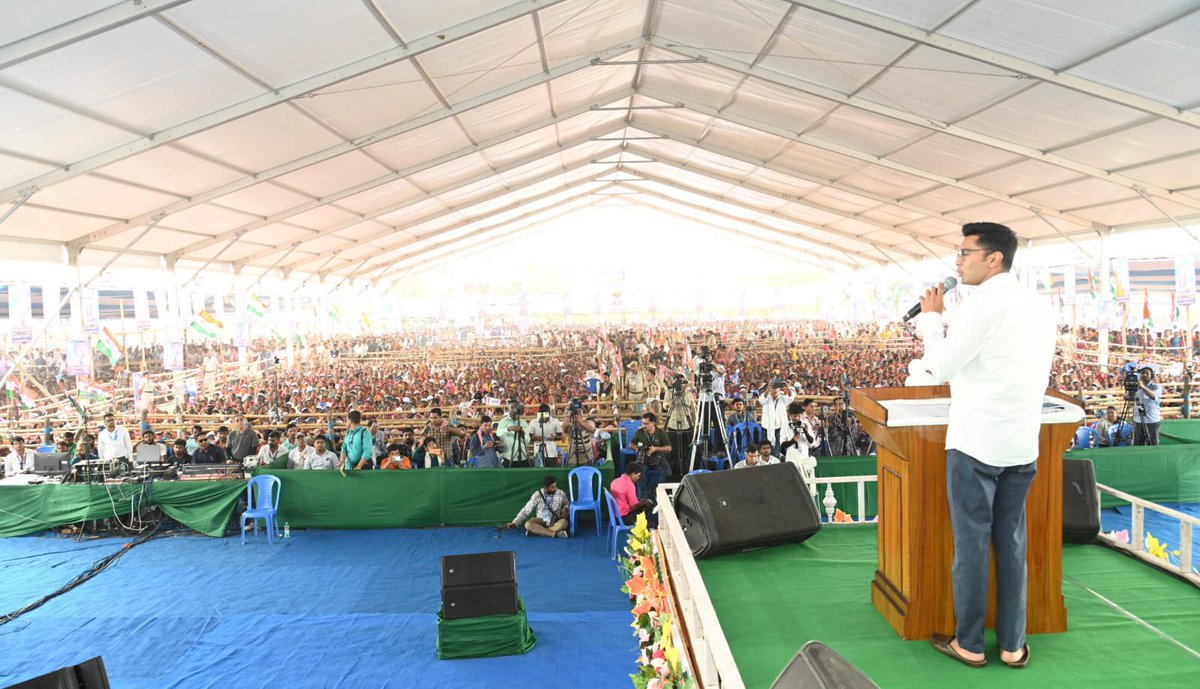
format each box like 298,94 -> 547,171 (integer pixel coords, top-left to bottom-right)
878,395 -> 1085,427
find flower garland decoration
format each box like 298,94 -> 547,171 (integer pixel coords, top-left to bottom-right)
620,513 -> 695,689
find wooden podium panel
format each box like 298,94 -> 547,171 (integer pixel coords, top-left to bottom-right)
851,386 -> 1077,640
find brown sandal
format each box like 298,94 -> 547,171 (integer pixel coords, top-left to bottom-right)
1002,645 -> 1029,669
930,634 -> 987,668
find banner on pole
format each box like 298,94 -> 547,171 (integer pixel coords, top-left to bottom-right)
1111,258 -> 1130,303
1175,254 -> 1195,306
66,339 -> 92,376
9,283 -> 32,342
133,289 -> 150,329
1062,265 -> 1076,305
163,341 -> 184,371
83,288 -> 100,334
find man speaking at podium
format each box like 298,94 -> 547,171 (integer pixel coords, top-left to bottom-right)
912,222 -> 1055,669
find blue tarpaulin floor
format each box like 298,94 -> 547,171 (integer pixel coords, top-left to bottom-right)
1101,502 -> 1200,563
0,526 -> 636,688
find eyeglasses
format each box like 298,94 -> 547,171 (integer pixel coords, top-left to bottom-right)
957,248 -> 995,259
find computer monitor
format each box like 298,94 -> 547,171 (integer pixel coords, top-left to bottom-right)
32,452 -> 69,476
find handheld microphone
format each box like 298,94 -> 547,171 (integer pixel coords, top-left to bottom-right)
902,276 -> 958,322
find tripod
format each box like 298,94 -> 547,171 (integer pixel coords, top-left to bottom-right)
688,387 -> 731,473
1112,391 -> 1137,446
506,418 -> 529,467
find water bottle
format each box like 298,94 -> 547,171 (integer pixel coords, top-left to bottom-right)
284,522 -> 290,539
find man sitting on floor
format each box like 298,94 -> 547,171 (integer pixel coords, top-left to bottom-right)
611,461 -> 655,527
305,436 -> 339,471
504,475 -> 571,538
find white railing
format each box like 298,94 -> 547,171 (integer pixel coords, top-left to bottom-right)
656,482 -> 745,689
816,475 -> 878,524
1096,482 -> 1200,586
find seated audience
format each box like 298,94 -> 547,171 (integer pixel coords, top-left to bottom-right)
305,437 -> 339,470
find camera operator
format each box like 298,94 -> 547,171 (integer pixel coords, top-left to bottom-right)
529,403 -> 563,467
496,400 -> 531,467
467,416 -> 503,468
1133,366 -> 1161,446
631,412 -> 672,500
663,374 -> 695,477
562,398 -> 597,466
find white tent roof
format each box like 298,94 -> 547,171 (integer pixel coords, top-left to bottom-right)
2,0 -> 1198,281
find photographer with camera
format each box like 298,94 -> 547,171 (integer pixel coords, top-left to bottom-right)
1132,366 -> 1161,446
529,403 -> 564,467
496,400 -> 531,467
562,397 -> 597,466
664,374 -> 695,477
630,412 -> 672,501
467,416 -> 504,468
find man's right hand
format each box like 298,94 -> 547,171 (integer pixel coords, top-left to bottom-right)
502,522 -> 517,530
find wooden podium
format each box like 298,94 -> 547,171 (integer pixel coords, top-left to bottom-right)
850,385 -> 1081,640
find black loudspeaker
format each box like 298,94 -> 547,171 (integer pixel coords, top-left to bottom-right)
6,656 -> 111,689
440,551 -> 519,620
441,551 -> 516,589
674,463 -> 821,559
442,582 -> 519,620
1063,458 -> 1101,544
770,642 -> 878,689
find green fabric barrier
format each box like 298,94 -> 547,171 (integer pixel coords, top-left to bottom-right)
255,465 -> 615,530
147,481 -> 245,537
1067,443 -> 1200,507
436,597 -> 536,660
0,481 -> 244,538
1158,418 -> 1200,445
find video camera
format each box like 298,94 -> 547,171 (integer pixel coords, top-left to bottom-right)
568,397 -> 584,414
1120,362 -> 1140,400
695,345 -> 715,390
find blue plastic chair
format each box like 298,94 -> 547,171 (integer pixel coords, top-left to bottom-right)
1109,423 -> 1133,447
568,466 -> 602,537
688,469 -> 712,475
603,489 -> 634,560
240,474 -> 282,545
466,457 -> 479,468
1074,426 -> 1099,449
618,420 -> 642,473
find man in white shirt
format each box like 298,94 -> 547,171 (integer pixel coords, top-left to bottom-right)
528,404 -> 563,466
304,437 -> 339,470
757,382 -> 794,453
732,442 -> 779,469
4,436 -> 36,476
914,222 -> 1054,670
97,413 -> 133,463
247,431 -> 289,470
287,433 -> 315,469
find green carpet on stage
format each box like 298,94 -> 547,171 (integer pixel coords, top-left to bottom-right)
436,597 -> 537,660
698,526 -> 1200,689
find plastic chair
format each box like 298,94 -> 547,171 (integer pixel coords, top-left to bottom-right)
568,466 -> 603,537
619,420 -> 642,473
240,474 -> 282,545
1074,426 -> 1099,449
466,457 -> 479,468
688,469 -> 712,475
1109,423 -> 1133,447
603,489 -> 634,560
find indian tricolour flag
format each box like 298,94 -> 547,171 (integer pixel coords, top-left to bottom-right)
246,297 -> 266,319
95,327 -> 124,366
191,319 -> 218,339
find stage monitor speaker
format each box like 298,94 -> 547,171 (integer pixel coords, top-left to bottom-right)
441,551 -> 516,589
1063,457 -> 1101,544
770,642 -> 878,689
674,462 -> 821,559
5,656 -> 111,689
442,582 -> 519,620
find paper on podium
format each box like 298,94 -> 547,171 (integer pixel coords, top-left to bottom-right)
878,395 -> 1085,427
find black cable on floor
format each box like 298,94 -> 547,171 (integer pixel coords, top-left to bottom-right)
0,524 -> 163,627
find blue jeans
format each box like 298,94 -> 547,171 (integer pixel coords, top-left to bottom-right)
945,449 -> 1037,654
